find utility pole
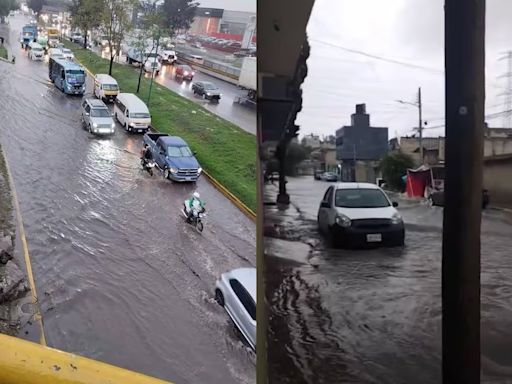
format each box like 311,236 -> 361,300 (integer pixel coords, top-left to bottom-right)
443,1 -> 484,383
418,87 -> 423,163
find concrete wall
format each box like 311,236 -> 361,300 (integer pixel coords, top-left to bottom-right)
484,139 -> 512,157
483,158 -> 512,207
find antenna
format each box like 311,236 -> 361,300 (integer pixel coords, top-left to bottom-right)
498,51 -> 512,128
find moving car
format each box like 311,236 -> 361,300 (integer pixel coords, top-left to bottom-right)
429,188 -> 490,209
317,183 -> 405,247
192,81 -> 221,101
143,133 -> 202,182
215,268 -> 256,351
159,49 -> 177,64
94,74 -> 119,103
175,64 -> 194,81
70,32 -> 82,43
61,48 -> 74,60
114,93 -> 151,133
321,172 -> 338,182
48,47 -> 64,59
80,98 -> 116,135
28,41 -> 44,60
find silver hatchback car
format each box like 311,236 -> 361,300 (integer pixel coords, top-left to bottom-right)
215,267 -> 256,350
81,98 -> 116,135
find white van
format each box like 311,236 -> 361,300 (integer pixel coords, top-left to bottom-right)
28,42 -> 44,60
94,74 -> 119,103
113,93 -> 151,133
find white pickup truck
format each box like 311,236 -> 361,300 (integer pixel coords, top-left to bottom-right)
126,48 -> 162,74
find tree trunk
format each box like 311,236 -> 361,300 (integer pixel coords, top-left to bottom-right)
83,31 -> 87,49
136,63 -> 144,93
109,55 -> 114,75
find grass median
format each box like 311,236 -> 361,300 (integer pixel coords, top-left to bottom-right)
64,41 -> 256,213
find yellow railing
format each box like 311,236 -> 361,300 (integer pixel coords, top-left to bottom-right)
0,334 -> 173,384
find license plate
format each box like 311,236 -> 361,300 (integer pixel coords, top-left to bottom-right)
186,177 -> 192,181
366,234 -> 382,243
138,129 -> 142,133
99,129 -> 110,134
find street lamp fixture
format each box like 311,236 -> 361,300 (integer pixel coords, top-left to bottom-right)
395,87 -> 424,164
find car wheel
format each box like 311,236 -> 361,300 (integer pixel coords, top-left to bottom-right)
202,93 -> 206,100
88,124 -> 92,133
215,289 -> 225,307
164,169 -> 170,179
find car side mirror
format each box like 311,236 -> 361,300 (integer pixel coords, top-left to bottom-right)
321,201 -> 330,208
392,202 -> 399,207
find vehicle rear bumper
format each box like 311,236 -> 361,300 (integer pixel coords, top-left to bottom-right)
330,223 -> 405,248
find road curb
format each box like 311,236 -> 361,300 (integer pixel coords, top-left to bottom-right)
73,56 -> 256,222
203,171 -> 256,221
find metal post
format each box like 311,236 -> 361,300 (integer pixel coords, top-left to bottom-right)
442,0 -> 485,383
147,32 -> 160,107
418,87 -> 423,164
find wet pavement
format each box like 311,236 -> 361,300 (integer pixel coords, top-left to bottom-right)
0,17 -> 255,384
264,176 -> 512,384
94,45 -> 256,135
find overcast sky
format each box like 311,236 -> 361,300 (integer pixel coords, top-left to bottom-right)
197,0 -> 255,12
296,0 -> 512,139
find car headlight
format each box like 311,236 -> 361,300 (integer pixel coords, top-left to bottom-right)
206,93 -> 211,96
170,167 -> 178,173
93,122 -> 98,128
198,167 -> 202,174
335,214 -> 351,227
391,212 -> 403,225
111,123 -> 115,128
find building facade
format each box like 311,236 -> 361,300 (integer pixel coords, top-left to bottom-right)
335,104 -> 388,182
189,8 -> 223,35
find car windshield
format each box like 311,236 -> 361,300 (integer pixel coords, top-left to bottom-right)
103,84 -> 118,91
90,108 -> 111,117
203,83 -> 217,90
181,65 -> 192,71
167,146 -> 193,157
130,112 -> 150,119
335,188 -> 390,208
63,49 -> 71,54
66,70 -> 85,83
33,47 -> 43,52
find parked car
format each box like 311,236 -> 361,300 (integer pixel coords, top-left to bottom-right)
314,170 -> 324,180
429,188 -> 490,209
61,48 -> 74,60
80,98 -> 116,135
317,182 -> 405,248
175,64 -> 195,81
70,32 -> 82,43
321,172 -> 338,182
192,81 -> 221,101
143,133 -> 202,182
215,268 -> 256,351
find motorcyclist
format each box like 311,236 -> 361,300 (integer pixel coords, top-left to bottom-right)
186,191 -> 205,222
140,144 -> 153,166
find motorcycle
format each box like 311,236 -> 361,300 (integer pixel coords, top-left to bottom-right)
182,201 -> 206,233
141,157 -> 156,176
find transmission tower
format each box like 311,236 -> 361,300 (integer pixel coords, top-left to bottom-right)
498,51 -> 512,128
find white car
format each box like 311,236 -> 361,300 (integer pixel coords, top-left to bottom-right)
48,48 -> 64,60
317,182 -> 405,247
159,49 -> 177,64
144,57 -> 161,74
215,268 -> 256,350
62,48 -> 74,60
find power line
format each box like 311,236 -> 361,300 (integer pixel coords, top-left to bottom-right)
498,51 -> 512,128
310,38 -> 444,74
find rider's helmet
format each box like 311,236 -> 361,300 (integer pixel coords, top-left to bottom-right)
193,192 -> 200,199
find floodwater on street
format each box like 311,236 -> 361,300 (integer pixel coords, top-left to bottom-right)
0,17 -> 255,384
265,176 -> 512,384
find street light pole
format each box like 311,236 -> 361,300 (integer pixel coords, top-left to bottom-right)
418,87 -> 423,163
147,31 -> 160,108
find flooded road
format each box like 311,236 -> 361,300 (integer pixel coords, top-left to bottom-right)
265,176 -> 512,384
0,17 -> 255,384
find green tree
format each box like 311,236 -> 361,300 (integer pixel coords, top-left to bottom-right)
160,0 -> 198,38
69,0 -> 105,49
379,152 -> 415,191
0,0 -> 18,21
284,142 -> 308,176
99,0 -> 135,75
27,0 -> 45,17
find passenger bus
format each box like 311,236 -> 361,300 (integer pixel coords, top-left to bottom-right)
49,58 -> 86,95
